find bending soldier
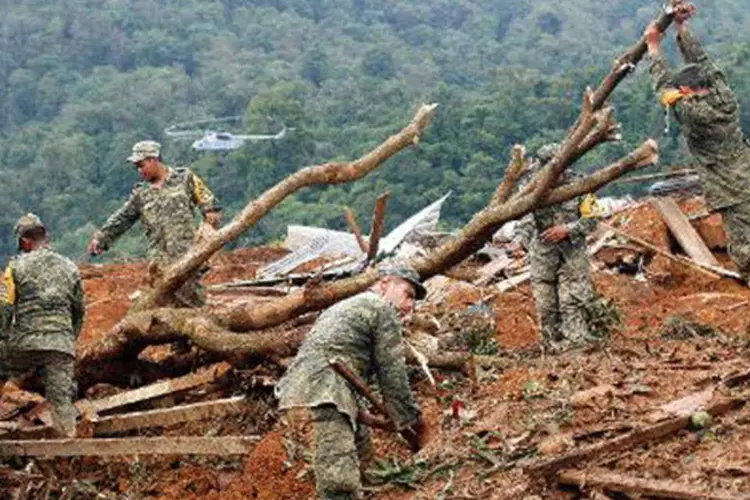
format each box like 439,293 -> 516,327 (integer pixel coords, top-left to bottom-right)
276,266 -> 427,500
645,2 -> 750,282
1,214 -> 84,437
512,144 -> 598,351
87,140 -> 222,307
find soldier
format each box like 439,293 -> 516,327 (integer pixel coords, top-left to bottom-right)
511,144 -> 598,351
1,214 -> 84,437
645,2 -> 750,282
87,140 -> 222,306
276,266 -> 427,500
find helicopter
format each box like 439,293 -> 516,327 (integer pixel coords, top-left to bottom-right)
164,116 -> 291,151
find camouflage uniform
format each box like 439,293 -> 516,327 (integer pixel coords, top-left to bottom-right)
94,166 -> 220,307
276,291 -> 421,500
0,216 -> 84,437
650,29 -> 750,281
515,148 -> 597,348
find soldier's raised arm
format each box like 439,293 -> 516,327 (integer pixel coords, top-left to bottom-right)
88,190 -> 141,255
644,21 -> 675,94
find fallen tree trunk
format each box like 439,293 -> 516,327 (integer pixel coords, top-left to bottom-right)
558,469 -> 749,500
136,103 -> 439,310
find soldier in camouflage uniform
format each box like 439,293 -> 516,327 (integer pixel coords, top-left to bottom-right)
512,144 -> 598,351
0,214 -> 84,437
87,140 -> 222,306
645,3 -> 750,282
276,267 -> 427,500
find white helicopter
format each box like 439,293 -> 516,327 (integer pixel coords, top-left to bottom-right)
164,116 -> 290,151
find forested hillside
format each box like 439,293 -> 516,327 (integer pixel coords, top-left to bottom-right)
1,0 -> 749,260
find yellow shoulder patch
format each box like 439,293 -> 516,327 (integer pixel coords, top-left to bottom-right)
2,266 -> 15,305
191,173 -> 214,206
580,194 -> 606,219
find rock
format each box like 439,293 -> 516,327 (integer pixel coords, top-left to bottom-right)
537,433 -> 574,456
570,384 -> 616,409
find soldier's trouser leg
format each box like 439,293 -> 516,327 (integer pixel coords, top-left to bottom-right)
39,352 -> 77,437
5,350 -> 77,437
312,405 -> 361,500
558,246 -> 594,345
721,206 -> 750,283
530,250 -> 562,344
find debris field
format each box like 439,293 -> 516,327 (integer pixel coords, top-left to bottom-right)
2,196 -> 750,500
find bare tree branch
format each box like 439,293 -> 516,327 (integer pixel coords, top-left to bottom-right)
135,103 -> 439,310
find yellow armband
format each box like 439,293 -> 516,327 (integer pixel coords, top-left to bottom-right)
2,266 -> 15,305
580,194 -> 606,219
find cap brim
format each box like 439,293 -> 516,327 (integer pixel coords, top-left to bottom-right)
126,154 -> 142,163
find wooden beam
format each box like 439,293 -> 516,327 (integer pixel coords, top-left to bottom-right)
77,362 -> 232,414
344,207 -> 369,253
94,396 -> 247,435
558,468 -> 750,500
526,396 -> 745,477
367,191 -> 391,261
651,197 -> 720,267
0,436 -> 261,457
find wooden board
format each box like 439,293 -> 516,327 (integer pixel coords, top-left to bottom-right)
77,362 -> 232,414
0,436 -> 260,457
651,197 -> 720,267
94,396 -> 247,435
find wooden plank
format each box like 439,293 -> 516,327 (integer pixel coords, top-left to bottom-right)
77,362 -> 232,414
473,254 -> 513,286
367,191 -> 391,261
0,436 -> 261,457
651,197 -> 720,267
94,396 -> 247,435
496,269 -> 530,293
558,469 -> 749,500
525,396 -> 745,477
600,223 -> 740,281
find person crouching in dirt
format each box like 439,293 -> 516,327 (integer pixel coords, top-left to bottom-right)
275,266 -> 427,500
509,144 -> 599,352
645,1 -> 750,283
87,140 -> 222,307
0,214 -> 84,437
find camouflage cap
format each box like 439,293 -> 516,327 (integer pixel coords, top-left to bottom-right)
126,140 -> 161,163
536,142 -> 560,163
14,213 -> 45,238
377,265 -> 427,300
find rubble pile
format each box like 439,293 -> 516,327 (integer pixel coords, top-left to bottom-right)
1,196 -> 750,499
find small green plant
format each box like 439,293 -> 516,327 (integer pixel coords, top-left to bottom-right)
661,315 -> 721,340
369,457 -> 429,488
580,292 -> 621,342
523,380 -> 546,400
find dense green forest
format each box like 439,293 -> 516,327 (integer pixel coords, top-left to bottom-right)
1,0 -> 749,260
